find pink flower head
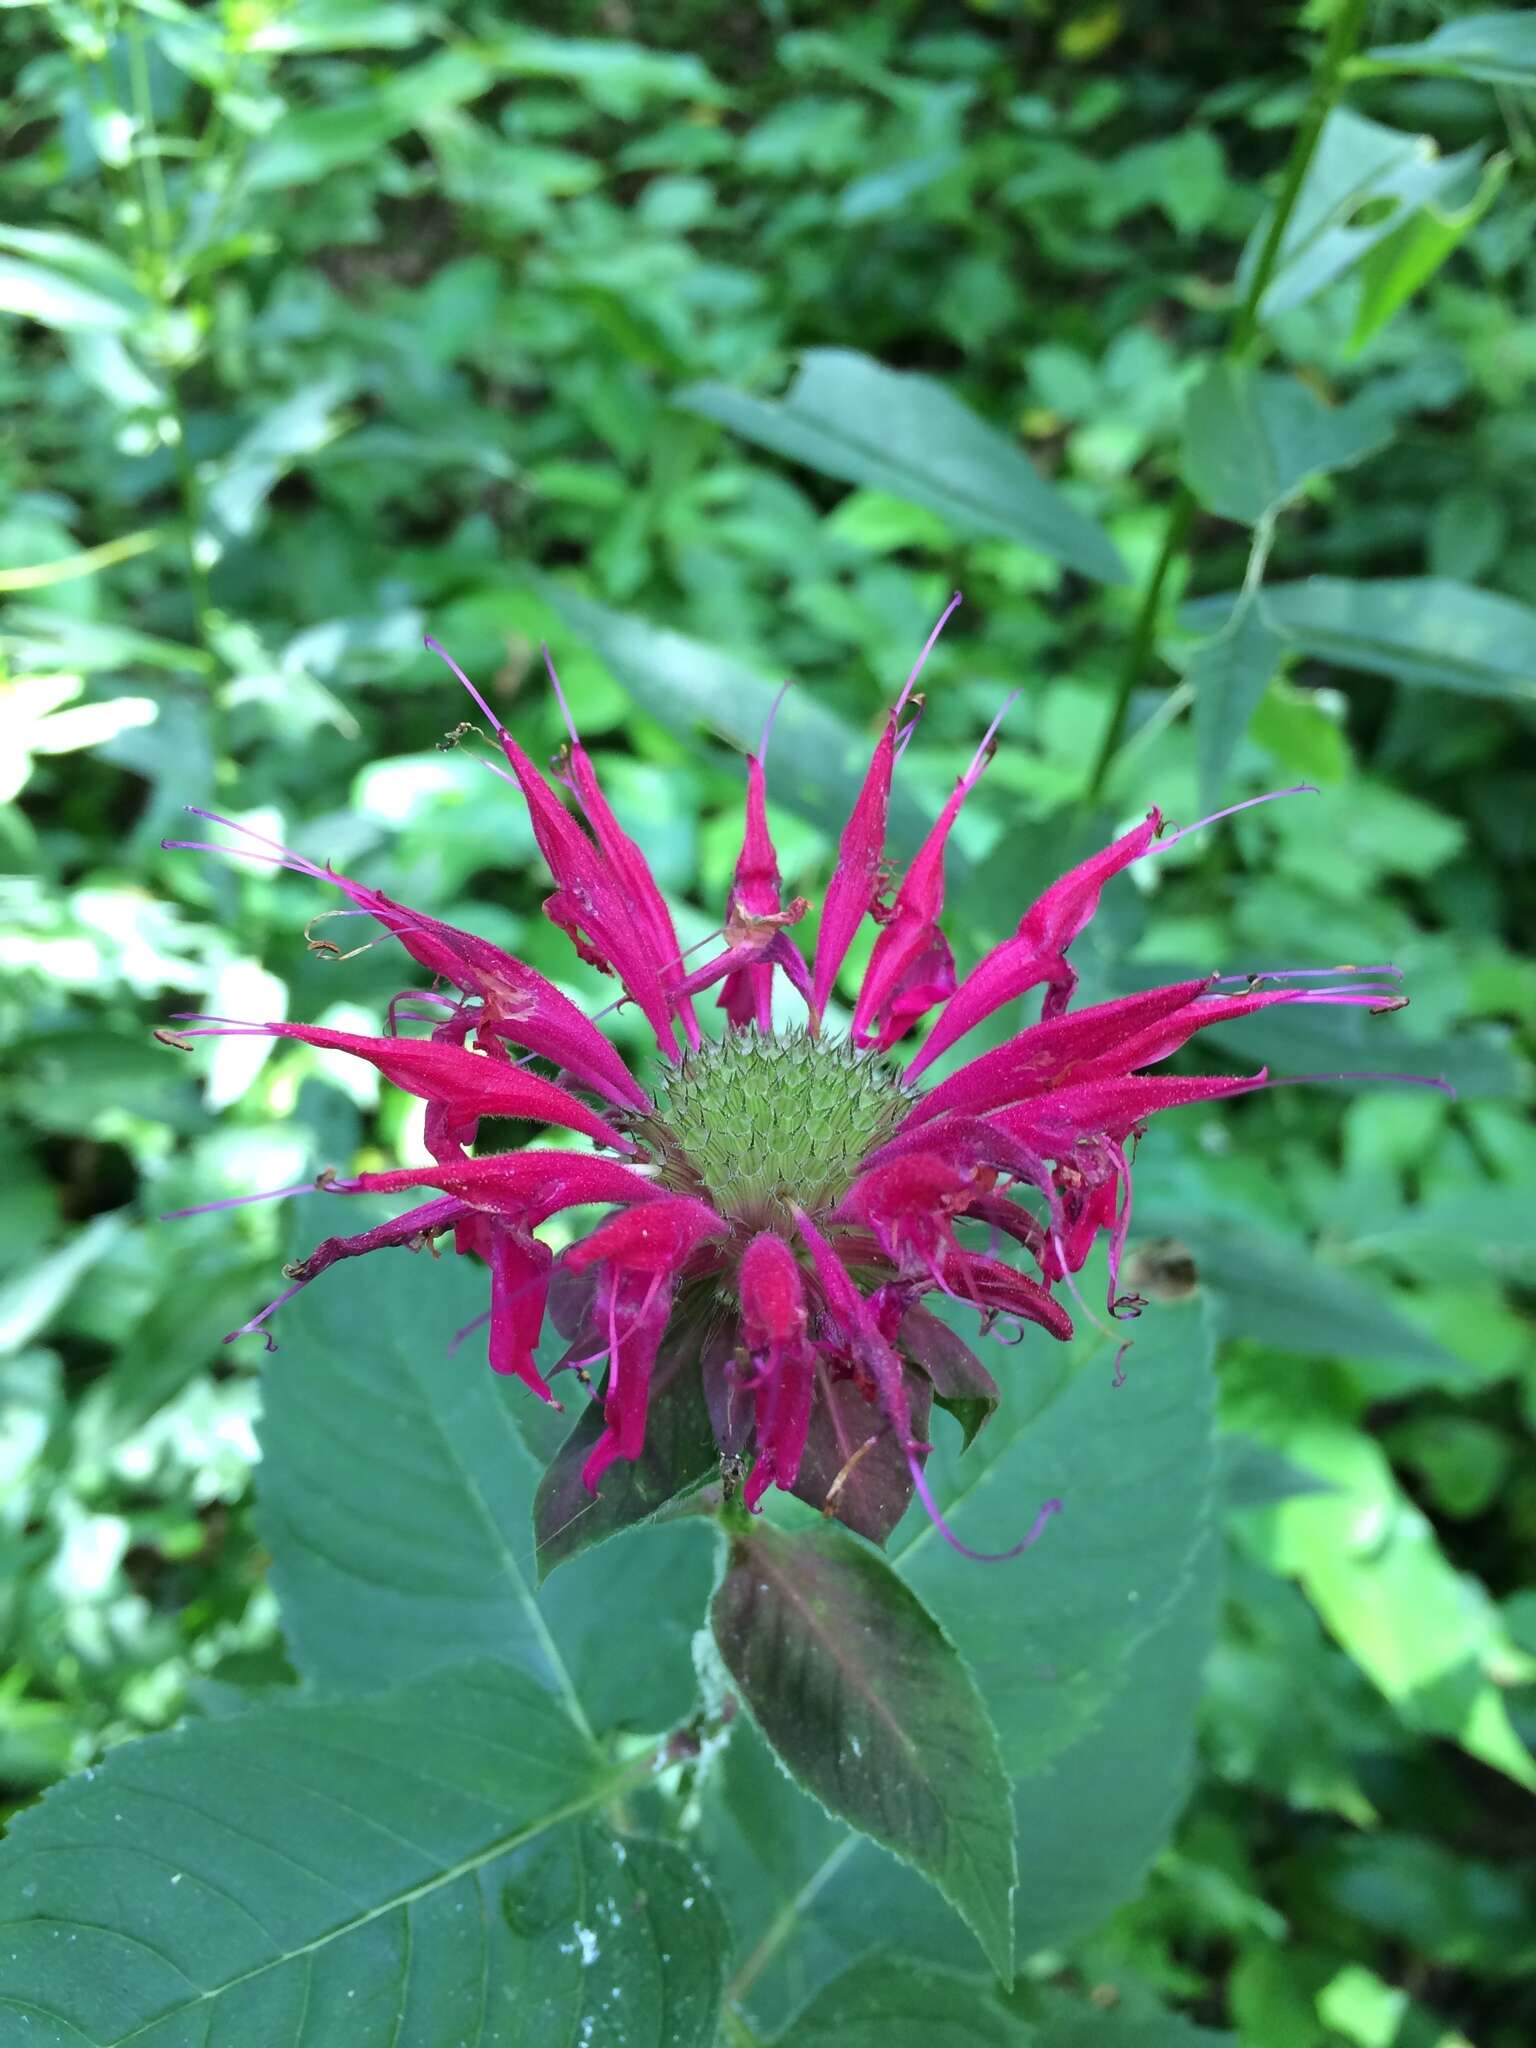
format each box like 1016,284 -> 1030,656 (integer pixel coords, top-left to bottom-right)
165,606 -> 1445,1553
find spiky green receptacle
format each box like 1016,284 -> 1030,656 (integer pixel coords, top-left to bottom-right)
648,1029 -> 911,1227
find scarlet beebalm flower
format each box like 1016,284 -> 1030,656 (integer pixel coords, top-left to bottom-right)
164,607 -> 1432,1555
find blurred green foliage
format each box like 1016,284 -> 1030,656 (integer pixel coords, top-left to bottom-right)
2,1 -> 1534,2043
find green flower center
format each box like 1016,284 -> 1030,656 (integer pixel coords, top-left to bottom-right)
644,1029 -> 911,1228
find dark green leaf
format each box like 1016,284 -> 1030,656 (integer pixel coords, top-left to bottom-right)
1168,1218 -> 1465,1387
257,1251 -> 713,1733
712,1524 -> 1225,2015
1221,1435 -> 1338,1510
774,1952 -> 1029,2047
0,1662 -> 728,2047
1031,1986 -> 1237,2047
894,1304 -> 1216,1776
711,1517 -> 1017,1978
1180,577 -> 1536,705
1180,362 -> 1389,526
1012,1529 -> 1223,1960
678,350 -> 1127,584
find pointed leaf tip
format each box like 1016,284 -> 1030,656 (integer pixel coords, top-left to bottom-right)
711,1517 -> 1016,1978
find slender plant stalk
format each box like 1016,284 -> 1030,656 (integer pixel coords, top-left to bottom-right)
1083,0 -> 1376,803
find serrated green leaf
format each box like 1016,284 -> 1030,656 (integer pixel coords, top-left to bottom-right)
774,1952 -> 1030,2046
256,1252 -> 712,1736
1012,1527 -> 1223,1960
1180,576 -> 1536,705
893,1303 -> 1216,1776
677,349 -> 1127,584
709,1524 -> 1224,2020
711,1517 -> 1017,1978
0,1662 -> 728,2047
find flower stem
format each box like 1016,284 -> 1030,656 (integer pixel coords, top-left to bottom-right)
1083,0 -> 1375,804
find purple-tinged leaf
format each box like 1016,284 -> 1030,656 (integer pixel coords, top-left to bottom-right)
711,1517 -> 1016,1977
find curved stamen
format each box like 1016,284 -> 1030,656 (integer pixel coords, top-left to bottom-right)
906,1450 -> 1061,1563
896,590 -> 963,714
542,643 -> 581,748
425,635 -> 506,738
448,1308 -> 492,1353
759,680 -> 792,762
1148,784 -> 1318,855
1239,1068 -> 1457,1099
161,1180 -> 324,1220
224,1280 -> 306,1349
1211,963 -> 1403,987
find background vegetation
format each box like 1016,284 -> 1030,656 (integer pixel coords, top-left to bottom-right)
2,2 -> 1533,2043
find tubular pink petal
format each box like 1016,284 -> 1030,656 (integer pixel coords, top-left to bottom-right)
793,1208 -> 913,1450
563,1195 -> 726,1278
334,1152 -> 663,1226
221,1021 -> 633,1152
811,717 -> 898,1023
904,809 -> 1163,1081
429,638 -> 685,1060
739,1230 -> 807,1344
852,698 -> 1015,1052
909,979 -> 1216,1126
556,706 -> 701,1052
488,1227 -> 558,1404
998,1069 -> 1268,1147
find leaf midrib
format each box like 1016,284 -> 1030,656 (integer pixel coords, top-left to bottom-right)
97,1770 -> 626,2048
749,1537 -> 926,1775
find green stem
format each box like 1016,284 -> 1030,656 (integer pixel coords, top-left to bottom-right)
724,1834 -> 859,2004
721,2010 -> 766,2048
1083,0 -> 1375,804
